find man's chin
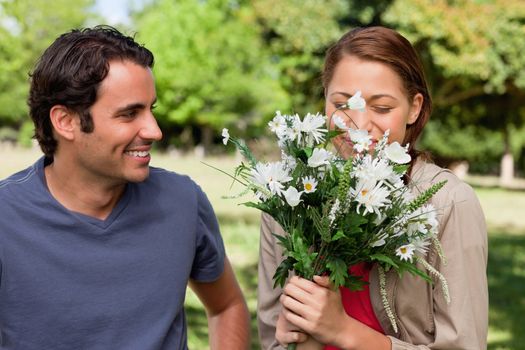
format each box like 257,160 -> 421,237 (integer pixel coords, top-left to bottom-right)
126,169 -> 150,183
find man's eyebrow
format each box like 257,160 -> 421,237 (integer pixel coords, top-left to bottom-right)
114,98 -> 157,114
115,103 -> 145,113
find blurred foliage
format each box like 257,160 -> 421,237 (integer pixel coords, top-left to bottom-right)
384,0 -> 525,170
252,0 -> 349,113
0,0 -> 525,175
134,0 -> 289,149
0,0 -> 94,126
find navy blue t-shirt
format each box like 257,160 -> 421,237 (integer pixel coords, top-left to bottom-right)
0,157 -> 225,349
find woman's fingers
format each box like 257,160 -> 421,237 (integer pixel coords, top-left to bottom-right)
281,304 -> 311,333
275,308 -> 309,346
276,330 -> 308,347
282,283 -> 312,309
280,292 -> 314,319
313,275 -> 333,289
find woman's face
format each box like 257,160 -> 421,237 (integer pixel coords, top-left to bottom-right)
325,55 -> 422,159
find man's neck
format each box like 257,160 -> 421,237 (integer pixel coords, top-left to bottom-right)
44,158 -> 126,220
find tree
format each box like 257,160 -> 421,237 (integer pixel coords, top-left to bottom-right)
384,0 -> 525,182
0,0 -> 94,142
252,0 -> 349,114
133,0 -> 289,152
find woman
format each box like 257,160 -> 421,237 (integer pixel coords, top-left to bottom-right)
257,26 -> 488,350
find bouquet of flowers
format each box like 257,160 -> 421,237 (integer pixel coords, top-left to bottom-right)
219,91 -> 449,331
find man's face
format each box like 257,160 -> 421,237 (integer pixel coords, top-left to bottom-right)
72,59 -> 162,185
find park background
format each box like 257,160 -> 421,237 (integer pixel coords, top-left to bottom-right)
1,0 -> 524,349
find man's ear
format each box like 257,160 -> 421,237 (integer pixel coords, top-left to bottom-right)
407,93 -> 423,125
49,105 -> 77,141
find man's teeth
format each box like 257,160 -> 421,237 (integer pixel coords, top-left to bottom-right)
126,151 -> 149,157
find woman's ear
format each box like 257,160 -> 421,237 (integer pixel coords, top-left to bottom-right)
407,93 -> 423,125
49,105 -> 77,141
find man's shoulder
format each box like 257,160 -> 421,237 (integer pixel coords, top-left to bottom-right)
139,166 -> 203,200
147,166 -> 194,188
0,161 -> 40,194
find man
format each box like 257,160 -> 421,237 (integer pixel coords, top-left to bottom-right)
0,26 -> 250,349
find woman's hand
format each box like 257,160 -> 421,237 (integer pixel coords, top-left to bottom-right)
275,305 -> 309,347
279,275 -> 349,346
280,275 -> 391,350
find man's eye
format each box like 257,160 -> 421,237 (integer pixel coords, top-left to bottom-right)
121,110 -> 138,118
334,103 -> 348,110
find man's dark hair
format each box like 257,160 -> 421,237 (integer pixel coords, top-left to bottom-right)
28,25 -> 154,157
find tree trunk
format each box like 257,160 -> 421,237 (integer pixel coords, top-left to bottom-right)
195,125 -> 213,158
500,126 -> 514,188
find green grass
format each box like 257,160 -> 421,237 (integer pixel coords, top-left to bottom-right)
2,147 -> 524,349
487,231 -> 525,350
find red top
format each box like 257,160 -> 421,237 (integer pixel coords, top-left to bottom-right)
324,263 -> 384,350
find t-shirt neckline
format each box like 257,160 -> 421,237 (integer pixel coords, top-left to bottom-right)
36,156 -> 133,230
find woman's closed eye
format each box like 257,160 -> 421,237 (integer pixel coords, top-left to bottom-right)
334,102 -> 349,110
371,106 -> 393,114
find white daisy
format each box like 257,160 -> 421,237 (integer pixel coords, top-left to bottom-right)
302,176 -> 318,193
396,244 -> 415,262
307,148 -> 332,168
384,142 -> 411,164
347,90 -> 366,112
301,112 -> 327,146
332,115 -> 349,130
268,111 -> 287,138
250,162 -> 292,196
371,231 -> 389,247
281,151 -> 297,171
348,128 -> 372,153
353,155 -> 395,183
351,178 -> 391,216
286,114 -> 302,143
221,128 -> 230,145
411,237 -> 432,255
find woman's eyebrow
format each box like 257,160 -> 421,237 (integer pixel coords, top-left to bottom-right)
329,91 -> 397,101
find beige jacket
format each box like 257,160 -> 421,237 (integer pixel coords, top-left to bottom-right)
257,161 -> 488,350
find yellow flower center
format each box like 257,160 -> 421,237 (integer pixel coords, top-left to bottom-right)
305,183 -> 312,191
400,247 -> 407,254
361,189 -> 368,196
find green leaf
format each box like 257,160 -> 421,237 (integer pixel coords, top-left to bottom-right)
393,164 -> 409,175
332,230 -> 346,241
304,147 -> 314,158
294,147 -> 314,163
241,201 -> 273,214
273,257 -> 295,288
344,274 -> 367,291
370,254 -> 399,269
290,230 -> 317,278
326,257 -> 348,288
272,233 -> 293,252
396,260 -> 432,283
325,129 -> 344,142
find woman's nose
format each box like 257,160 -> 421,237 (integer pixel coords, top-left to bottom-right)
351,109 -> 372,131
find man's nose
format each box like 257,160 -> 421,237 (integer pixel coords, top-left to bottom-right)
140,112 -> 163,141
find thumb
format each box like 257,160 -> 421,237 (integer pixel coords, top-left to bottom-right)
313,275 -> 332,288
